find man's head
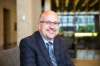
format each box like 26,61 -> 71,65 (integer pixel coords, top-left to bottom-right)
38,10 -> 60,40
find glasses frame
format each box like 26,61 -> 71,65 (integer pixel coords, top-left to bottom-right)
40,21 -> 60,25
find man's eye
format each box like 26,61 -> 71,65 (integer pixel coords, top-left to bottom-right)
46,22 -> 50,24
54,22 -> 60,25
54,23 -> 57,24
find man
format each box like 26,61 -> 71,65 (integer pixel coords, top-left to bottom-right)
19,10 -> 74,66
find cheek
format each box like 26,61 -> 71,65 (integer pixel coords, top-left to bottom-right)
56,27 -> 60,34
56,26 -> 59,31
40,24 -> 47,30
42,26 -> 48,33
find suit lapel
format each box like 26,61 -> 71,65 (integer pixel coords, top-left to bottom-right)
54,36 -> 60,64
34,31 -> 52,65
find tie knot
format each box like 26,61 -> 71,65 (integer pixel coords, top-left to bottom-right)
46,42 -> 53,47
48,42 -> 53,45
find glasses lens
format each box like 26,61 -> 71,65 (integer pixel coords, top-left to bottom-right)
40,21 -> 60,25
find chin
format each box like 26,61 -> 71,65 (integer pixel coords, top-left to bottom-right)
47,33 -> 57,39
48,35 -> 56,39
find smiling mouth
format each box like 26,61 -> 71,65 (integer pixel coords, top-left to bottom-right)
47,29 -> 56,34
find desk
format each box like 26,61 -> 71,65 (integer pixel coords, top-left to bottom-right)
73,60 -> 100,66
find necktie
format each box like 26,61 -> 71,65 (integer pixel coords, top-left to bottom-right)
46,42 -> 57,66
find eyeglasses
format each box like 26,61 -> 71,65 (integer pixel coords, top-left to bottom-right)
40,21 -> 60,25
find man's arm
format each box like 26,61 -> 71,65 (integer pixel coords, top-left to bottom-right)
65,49 -> 75,66
19,38 -> 36,66
62,37 -> 75,66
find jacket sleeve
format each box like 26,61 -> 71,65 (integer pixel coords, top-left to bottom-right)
65,49 -> 75,66
62,38 -> 75,66
19,38 -> 36,66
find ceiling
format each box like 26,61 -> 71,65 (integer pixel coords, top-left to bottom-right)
49,0 -> 100,12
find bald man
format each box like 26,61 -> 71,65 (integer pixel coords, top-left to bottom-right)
19,10 -> 74,66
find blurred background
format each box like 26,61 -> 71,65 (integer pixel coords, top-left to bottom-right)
0,0 -> 100,66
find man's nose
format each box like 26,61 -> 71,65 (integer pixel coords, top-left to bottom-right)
49,24 -> 55,29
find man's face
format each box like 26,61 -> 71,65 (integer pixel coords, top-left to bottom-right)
39,12 -> 59,40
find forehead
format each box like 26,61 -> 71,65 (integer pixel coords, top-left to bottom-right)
40,11 -> 59,22
43,15 -> 58,21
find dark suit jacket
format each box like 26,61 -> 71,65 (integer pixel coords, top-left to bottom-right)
19,31 -> 74,66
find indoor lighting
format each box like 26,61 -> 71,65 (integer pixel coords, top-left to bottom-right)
74,32 -> 98,37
